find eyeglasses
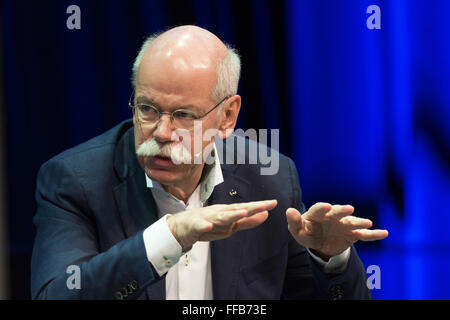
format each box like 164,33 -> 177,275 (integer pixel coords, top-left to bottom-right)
129,90 -> 230,130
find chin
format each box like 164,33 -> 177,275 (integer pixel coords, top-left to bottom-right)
145,167 -> 184,185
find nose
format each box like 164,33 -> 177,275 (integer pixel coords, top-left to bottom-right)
152,114 -> 176,143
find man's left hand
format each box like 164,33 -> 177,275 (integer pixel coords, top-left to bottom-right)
286,203 -> 388,260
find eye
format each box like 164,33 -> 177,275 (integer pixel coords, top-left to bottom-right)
138,105 -> 158,115
173,110 -> 197,119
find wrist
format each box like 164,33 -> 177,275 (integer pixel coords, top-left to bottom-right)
309,248 -> 332,262
166,215 -> 193,252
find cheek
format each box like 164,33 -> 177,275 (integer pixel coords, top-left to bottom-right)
184,133 -> 198,155
134,125 -> 154,146
182,125 -> 217,155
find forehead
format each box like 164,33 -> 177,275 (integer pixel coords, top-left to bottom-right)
135,66 -> 217,112
136,39 -> 219,106
138,65 -> 216,101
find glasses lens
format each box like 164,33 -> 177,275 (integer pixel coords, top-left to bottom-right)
172,110 -> 197,129
138,105 -> 159,122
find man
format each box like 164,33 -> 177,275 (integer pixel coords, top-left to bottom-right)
31,25 -> 388,300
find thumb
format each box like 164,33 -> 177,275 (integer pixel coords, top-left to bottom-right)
286,208 -> 303,233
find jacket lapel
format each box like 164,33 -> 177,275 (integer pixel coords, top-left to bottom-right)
112,173 -> 159,237
113,126 -> 159,238
112,126 -> 165,299
209,165 -> 252,299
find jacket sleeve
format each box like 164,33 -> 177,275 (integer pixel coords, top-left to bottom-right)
31,157 -> 160,300
282,158 -> 372,300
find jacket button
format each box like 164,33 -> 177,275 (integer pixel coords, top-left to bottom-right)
329,284 -> 343,300
130,280 -> 138,290
127,284 -> 134,295
120,287 -> 129,298
115,291 -> 123,300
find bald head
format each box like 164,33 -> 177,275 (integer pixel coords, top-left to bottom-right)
132,25 -> 241,102
146,25 -> 228,67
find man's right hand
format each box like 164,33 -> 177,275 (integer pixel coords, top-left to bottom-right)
166,200 -> 278,252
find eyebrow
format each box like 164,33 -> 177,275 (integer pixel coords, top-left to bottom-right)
135,96 -> 160,107
135,95 -> 202,113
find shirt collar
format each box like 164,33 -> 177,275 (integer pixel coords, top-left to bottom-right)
145,143 -> 224,204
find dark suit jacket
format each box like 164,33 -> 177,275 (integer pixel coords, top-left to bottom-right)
31,120 -> 371,300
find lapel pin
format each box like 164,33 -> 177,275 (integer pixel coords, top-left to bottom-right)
229,189 -> 240,198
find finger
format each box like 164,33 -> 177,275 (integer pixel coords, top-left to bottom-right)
210,200 -> 276,227
231,200 -> 278,215
286,208 -> 303,232
339,216 -> 373,230
213,209 -> 248,226
234,211 -> 269,231
303,202 -> 332,221
352,229 -> 389,241
325,204 -> 354,219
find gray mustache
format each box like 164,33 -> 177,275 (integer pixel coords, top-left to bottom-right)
136,139 -> 192,164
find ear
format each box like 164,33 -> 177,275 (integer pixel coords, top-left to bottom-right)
217,95 -> 241,139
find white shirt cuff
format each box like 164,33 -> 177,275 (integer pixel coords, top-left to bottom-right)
307,247 -> 351,274
143,214 -> 183,277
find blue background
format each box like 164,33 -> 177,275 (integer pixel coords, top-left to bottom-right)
1,0 -> 449,299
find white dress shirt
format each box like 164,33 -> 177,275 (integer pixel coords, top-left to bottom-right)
142,145 -> 350,299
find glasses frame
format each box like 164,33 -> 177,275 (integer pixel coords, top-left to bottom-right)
128,90 -> 231,130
